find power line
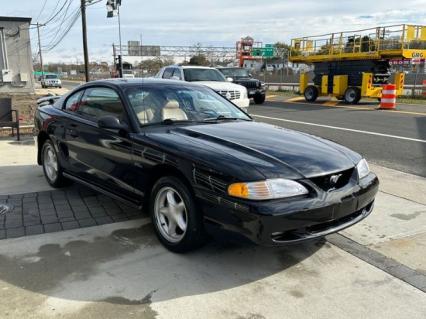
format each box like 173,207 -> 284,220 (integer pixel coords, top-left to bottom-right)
43,9 -> 81,52
35,0 -> 49,22
41,0 -> 70,25
42,3 -> 76,46
41,0 -> 99,50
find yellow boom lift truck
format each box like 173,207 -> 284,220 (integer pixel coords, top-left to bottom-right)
289,25 -> 426,104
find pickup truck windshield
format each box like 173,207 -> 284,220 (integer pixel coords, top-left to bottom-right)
219,68 -> 250,78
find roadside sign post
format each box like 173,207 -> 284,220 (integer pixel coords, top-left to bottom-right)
107,0 -> 123,77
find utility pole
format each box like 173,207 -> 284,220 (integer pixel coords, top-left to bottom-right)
34,23 -> 45,77
81,0 -> 90,82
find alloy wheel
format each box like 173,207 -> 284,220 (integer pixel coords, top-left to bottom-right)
43,144 -> 58,182
154,186 -> 188,243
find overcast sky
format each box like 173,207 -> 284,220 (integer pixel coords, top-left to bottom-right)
3,0 -> 426,63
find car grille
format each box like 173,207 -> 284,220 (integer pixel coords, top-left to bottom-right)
217,90 -> 241,100
309,168 -> 354,191
238,81 -> 259,89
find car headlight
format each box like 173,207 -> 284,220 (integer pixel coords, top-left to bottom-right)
228,178 -> 308,200
357,159 -> 370,180
241,88 -> 248,99
260,82 -> 266,88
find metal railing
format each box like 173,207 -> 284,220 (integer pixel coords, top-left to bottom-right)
290,25 -> 426,60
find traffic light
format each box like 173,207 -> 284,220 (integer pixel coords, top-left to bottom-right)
115,55 -> 123,77
106,0 -> 121,17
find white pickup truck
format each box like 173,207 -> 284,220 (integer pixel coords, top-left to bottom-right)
156,65 -> 250,112
40,74 -> 62,88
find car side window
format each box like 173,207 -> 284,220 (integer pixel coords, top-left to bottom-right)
172,68 -> 182,80
75,87 -> 125,121
64,90 -> 84,112
162,68 -> 174,79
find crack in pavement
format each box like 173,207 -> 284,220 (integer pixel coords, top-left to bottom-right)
327,233 -> 426,293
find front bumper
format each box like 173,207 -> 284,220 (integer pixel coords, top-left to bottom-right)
232,98 -> 250,109
247,88 -> 266,98
198,173 -> 379,246
44,82 -> 61,87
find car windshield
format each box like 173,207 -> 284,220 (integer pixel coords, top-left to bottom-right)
126,84 -> 251,126
219,68 -> 250,78
183,68 -> 226,82
45,74 -> 58,79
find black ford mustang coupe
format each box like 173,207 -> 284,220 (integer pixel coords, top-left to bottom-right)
34,79 -> 379,252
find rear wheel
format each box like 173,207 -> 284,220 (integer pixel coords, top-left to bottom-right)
41,140 -> 68,188
304,85 -> 319,102
254,94 -> 266,104
344,87 -> 361,104
150,176 -> 207,253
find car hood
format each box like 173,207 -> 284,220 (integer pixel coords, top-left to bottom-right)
168,121 -> 361,179
193,81 -> 246,91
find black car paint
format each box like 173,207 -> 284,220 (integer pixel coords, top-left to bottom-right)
34,79 -> 379,245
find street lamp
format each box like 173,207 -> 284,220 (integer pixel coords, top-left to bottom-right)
107,0 -> 123,77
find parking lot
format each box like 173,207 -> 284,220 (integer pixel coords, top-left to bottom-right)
0,96 -> 425,319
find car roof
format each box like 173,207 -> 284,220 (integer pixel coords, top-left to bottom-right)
82,78 -> 207,88
163,65 -> 216,70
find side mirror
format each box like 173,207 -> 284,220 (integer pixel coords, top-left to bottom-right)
170,75 -> 181,81
98,115 -> 127,132
226,77 -> 233,82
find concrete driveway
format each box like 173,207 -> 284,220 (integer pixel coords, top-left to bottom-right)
0,218 -> 425,319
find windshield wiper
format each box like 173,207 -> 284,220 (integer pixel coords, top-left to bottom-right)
161,119 -> 196,125
203,115 -> 251,122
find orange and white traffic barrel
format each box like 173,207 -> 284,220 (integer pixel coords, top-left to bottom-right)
422,80 -> 426,96
379,84 -> 396,110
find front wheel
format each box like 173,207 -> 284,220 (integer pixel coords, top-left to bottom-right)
254,94 -> 266,104
150,176 -> 207,253
42,140 -> 68,188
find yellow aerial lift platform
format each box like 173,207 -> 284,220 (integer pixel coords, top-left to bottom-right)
289,24 -> 426,103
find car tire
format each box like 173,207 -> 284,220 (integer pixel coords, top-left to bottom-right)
304,85 -> 319,102
344,87 -> 361,104
41,140 -> 68,188
254,94 -> 266,104
150,176 -> 207,253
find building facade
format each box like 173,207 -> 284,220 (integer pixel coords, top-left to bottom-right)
0,16 -> 34,94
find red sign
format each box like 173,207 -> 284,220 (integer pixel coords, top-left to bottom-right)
412,58 -> 425,65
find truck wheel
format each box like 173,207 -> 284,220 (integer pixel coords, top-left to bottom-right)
304,86 -> 319,102
254,94 -> 266,104
344,87 -> 361,104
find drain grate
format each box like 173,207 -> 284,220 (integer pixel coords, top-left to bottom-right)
0,204 -> 13,216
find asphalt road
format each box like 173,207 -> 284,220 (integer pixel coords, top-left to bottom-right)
61,80 -> 82,90
251,101 -> 426,177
